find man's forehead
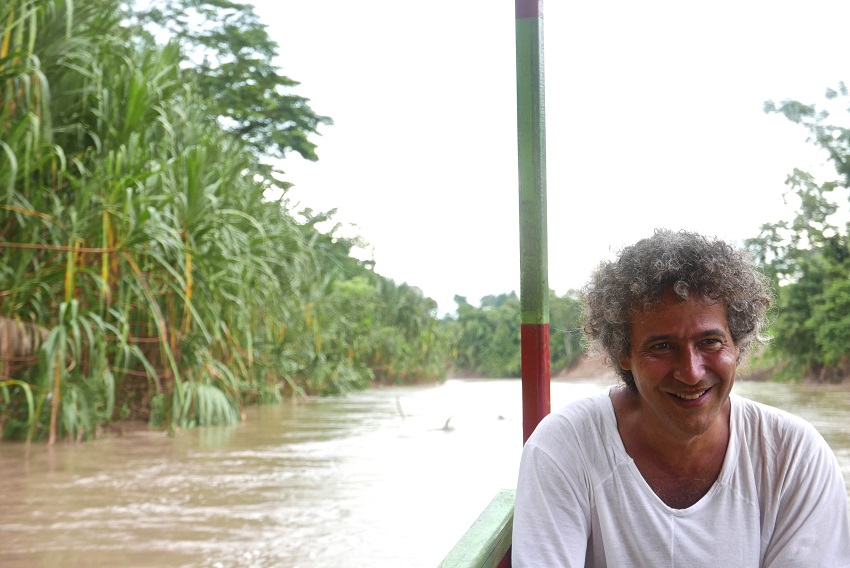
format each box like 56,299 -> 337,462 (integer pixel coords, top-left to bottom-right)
631,286 -> 722,310
629,291 -> 728,325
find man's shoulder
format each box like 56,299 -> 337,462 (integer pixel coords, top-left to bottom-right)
551,388 -> 613,423
524,387 -> 627,478
527,389 -> 615,449
733,395 -> 816,430
731,394 -> 826,454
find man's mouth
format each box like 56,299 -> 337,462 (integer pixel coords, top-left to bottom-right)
671,388 -> 710,401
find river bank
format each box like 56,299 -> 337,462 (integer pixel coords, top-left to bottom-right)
46,352 -> 847,444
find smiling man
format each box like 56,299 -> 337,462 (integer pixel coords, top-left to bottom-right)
512,230 -> 850,567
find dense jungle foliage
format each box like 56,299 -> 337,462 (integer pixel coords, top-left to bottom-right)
0,0 -> 448,442
747,84 -> 850,382
447,291 -> 582,378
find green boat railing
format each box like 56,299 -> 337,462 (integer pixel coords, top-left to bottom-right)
437,489 -> 516,568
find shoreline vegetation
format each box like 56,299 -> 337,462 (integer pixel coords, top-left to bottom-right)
3,1 -> 850,443
78,355 -> 850,441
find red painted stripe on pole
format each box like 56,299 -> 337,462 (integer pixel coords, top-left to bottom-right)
516,0 -> 542,19
521,323 -> 551,443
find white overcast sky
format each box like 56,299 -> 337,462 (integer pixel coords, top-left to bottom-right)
249,0 -> 850,316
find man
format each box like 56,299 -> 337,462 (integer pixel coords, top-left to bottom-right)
512,229 -> 850,567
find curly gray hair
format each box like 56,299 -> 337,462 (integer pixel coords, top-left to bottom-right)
580,229 -> 772,391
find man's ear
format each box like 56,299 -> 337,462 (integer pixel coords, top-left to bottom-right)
618,354 -> 631,371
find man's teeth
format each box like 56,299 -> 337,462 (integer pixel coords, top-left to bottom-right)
673,390 -> 707,400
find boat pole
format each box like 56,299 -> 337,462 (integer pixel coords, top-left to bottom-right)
516,0 -> 550,444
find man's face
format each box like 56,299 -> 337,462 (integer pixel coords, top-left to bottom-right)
618,289 -> 739,441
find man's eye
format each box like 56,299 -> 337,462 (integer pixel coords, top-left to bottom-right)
651,342 -> 671,351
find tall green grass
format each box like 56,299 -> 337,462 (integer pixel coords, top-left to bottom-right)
0,0 -> 448,443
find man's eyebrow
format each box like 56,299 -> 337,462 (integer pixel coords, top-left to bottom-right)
640,329 -> 730,346
639,334 -> 673,348
694,328 -> 730,339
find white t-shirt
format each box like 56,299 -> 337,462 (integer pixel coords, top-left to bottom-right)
512,391 -> 850,567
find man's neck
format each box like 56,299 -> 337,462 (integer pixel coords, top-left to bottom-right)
610,387 -> 731,508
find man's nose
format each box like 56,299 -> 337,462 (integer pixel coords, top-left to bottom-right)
673,345 -> 705,384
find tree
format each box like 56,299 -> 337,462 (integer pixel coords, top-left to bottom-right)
549,290 -> 582,370
129,0 -> 331,162
447,290 -> 581,378
746,84 -> 850,380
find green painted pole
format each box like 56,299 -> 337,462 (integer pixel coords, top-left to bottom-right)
516,0 -> 550,445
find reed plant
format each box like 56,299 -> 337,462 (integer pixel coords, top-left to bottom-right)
0,0 -> 448,442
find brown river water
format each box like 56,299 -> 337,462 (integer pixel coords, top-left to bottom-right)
0,378 -> 848,567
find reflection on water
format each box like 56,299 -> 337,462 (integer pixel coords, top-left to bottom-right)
0,378 -> 847,567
